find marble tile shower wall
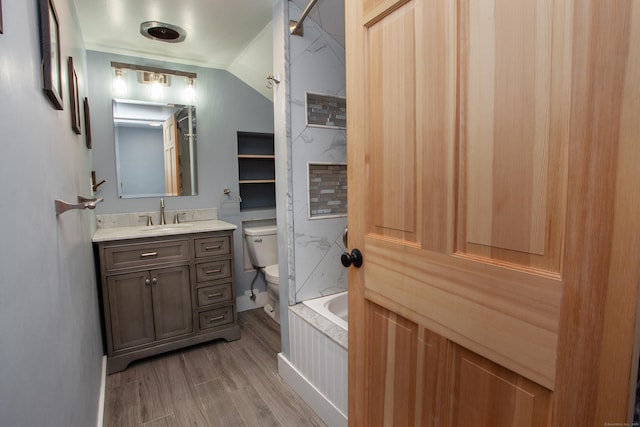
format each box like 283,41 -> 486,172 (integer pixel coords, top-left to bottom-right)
289,1 -> 348,304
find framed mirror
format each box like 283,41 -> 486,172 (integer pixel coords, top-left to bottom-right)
113,99 -> 197,198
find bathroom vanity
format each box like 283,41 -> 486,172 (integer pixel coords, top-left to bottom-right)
93,218 -> 239,373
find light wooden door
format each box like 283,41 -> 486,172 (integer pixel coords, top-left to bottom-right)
164,115 -> 179,196
346,0 -> 640,425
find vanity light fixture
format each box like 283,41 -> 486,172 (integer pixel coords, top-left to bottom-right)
110,61 -> 197,101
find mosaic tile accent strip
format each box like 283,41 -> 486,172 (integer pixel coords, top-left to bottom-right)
309,163 -> 347,218
306,92 -> 347,129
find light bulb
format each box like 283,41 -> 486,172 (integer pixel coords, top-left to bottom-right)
151,73 -> 163,99
184,78 -> 196,103
113,69 -> 127,95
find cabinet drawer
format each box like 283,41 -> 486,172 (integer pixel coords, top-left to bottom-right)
104,240 -> 189,271
195,260 -> 232,282
194,235 -> 230,258
197,283 -> 233,308
199,306 -> 234,330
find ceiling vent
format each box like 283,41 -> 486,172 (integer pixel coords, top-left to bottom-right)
140,21 -> 187,43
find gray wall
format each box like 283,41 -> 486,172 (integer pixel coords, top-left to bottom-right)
0,1 -> 104,426
87,51 -> 275,304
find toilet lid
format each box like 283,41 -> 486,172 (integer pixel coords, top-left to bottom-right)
263,264 -> 279,282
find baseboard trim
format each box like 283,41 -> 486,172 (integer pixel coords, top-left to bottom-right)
277,353 -> 347,427
97,355 -> 107,427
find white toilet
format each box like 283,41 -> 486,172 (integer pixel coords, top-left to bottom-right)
244,225 -> 280,323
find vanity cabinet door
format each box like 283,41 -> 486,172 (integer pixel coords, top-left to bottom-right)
107,266 -> 192,351
151,266 -> 192,340
107,271 -> 155,351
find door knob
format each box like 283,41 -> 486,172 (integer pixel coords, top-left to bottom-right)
341,248 -> 363,268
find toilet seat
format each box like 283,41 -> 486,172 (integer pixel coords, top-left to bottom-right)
263,264 -> 279,283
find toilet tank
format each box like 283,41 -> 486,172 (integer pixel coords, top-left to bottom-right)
244,225 -> 278,268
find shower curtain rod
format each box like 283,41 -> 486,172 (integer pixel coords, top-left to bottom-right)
289,0 -> 319,36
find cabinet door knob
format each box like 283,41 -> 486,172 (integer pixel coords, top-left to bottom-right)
151,277 -> 158,285
145,278 -> 151,286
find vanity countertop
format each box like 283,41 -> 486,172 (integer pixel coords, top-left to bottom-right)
92,219 -> 237,242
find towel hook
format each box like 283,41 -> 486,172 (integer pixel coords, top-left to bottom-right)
266,74 -> 281,89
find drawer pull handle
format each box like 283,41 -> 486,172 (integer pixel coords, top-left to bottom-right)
206,269 -> 223,275
205,245 -> 222,250
208,315 -> 225,322
140,252 -> 158,258
207,292 -> 223,298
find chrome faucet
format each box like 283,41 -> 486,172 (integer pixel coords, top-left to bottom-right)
160,198 -> 166,225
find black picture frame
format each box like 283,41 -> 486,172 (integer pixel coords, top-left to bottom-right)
1,0 -> 4,34
38,0 -> 63,110
84,97 -> 92,148
68,57 -> 81,134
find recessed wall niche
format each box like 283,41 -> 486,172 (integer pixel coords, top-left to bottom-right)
306,92 -> 346,129
308,163 -> 347,219
237,131 -> 275,211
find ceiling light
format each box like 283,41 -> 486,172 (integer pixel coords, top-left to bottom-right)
140,21 -> 187,43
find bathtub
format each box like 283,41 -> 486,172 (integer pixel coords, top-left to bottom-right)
303,291 -> 348,331
279,291 -> 349,427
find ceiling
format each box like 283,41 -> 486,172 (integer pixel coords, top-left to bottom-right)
73,0 -> 345,99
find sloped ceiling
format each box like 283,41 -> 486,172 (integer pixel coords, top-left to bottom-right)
74,0 -> 345,100
74,0 -> 275,99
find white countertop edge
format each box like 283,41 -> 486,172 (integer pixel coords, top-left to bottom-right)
92,219 -> 237,242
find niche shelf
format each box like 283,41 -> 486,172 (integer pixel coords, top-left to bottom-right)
237,131 -> 276,211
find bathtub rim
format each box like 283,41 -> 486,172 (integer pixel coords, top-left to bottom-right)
302,291 -> 348,331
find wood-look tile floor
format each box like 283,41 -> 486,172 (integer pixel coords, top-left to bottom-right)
104,309 -> 327,427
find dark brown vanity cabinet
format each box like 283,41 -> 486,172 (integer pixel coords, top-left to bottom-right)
96,230 -> 240,373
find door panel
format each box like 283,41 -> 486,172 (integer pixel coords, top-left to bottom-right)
364,238 -> 561,388
359,0 -> 563,390
458,0 -> 570,271
451,346 -> 552,426
347,0 -> 640,425
366,303 -> 418,426
364,303 -> 552,426
367,2 -> 417,242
